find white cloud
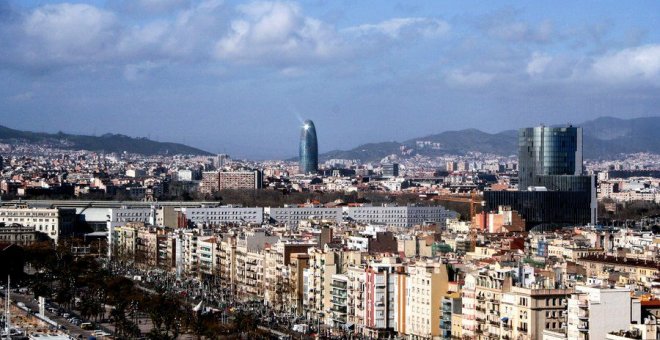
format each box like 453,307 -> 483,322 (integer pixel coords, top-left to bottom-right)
446,70 -> 494,87
22,3 -> 118,63
135,0 -> 191,13
478,8 -> 555,44
123,61 -> 165,81
8,91 -> 34,102
215,1 -> 342,64
526,52 -> 553,76
344,17 -> 449,39
592,44 -> 660,83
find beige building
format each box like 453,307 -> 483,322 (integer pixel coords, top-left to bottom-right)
219,170 -> 262,190
200,171 -> 219,195
289,252 -> 310,316
500,286 -> 573,340
401,261 -> 448,339
306,247 -> 341,325
0,223 -> 38,246
264,241 -> 315,312
0,206 -> 75,244
578,255 -> 659,286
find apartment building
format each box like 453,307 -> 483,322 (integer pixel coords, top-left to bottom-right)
198,236 -> 219,278
461,272 -> 478,338
200,171 -> 219,195
218,234 -> 237,293
566,285 -> 641,340
402,261 -> 449,339
219,170 -> 262,190
363,260 -> 399,338
500,286 -> 573,340
200,170 -> 262,194
578,254 -> 660,287
305,247 -> 341,325
348,265 -> 367,333
331,274 -> 349,330
289,252 -> 310,316
234,230 -> 278,301
108,207 -> 156,257
263,241 -> 315,312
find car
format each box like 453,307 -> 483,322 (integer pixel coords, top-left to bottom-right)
62,313 -> 70,318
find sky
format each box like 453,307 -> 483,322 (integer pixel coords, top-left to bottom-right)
0,0 -> 658,159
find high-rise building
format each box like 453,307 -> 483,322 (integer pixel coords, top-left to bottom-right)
518,125 -> 582,189
485,125 -> 596,228
299,119 -> 318,174
382,163 -> 399,178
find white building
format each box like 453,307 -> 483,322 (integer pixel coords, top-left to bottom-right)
180,206 -> 264,226
267,207 -> 343,226
0,206 -> 75,244
346,206 -> 456,228
107,206 -> 156,257
566,285 -> 641,340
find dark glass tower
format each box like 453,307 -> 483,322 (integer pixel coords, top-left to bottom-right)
488,124 -> 596,229
518,125 -> 583,189
299,120 -> 318,174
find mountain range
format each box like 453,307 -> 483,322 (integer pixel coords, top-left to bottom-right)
319,116 -> 660,162
0,125 -> 211,156
0,116 -> 657,159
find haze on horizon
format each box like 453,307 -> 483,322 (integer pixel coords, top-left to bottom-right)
0,0 -> 658,159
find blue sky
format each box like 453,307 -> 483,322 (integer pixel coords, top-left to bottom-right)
0,0 -> 658,159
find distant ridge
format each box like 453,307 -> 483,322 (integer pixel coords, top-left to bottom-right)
318,116 -> 660,162
0,125 -> 212,156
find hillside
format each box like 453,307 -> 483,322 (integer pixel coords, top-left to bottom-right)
318,116 -> 660,162
0,125 -> 212,156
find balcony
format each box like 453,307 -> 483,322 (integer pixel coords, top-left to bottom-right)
517,327 -> 527,333
331,305 -> 347,314
331,290 -> 347,298
332,282 -> 348,289
440,320 -> 452,329
578,311 -> 589,319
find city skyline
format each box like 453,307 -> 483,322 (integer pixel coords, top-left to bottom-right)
0,1 -> 658,159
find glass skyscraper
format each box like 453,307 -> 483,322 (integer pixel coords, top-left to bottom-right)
518,125 -> 583,189
299,119 -> 318,174
485,124 -> 596,229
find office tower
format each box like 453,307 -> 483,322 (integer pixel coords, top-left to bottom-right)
485,125 -> 596,229
299,119 -> 318,174
518,125 -> 582,189
382,163 -> 399,177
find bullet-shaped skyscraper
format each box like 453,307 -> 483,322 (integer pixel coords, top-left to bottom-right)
299,119 -> 318,174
